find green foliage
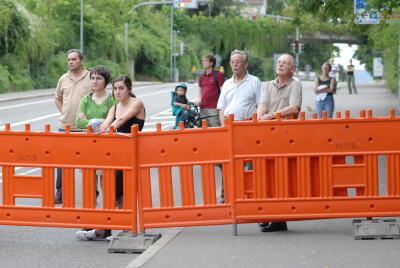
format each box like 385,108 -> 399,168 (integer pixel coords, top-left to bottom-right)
289,0 -> 400,92
366,22 -> 400,92
0,64 -> 10,92
1,0 -> 364,92
0,0 -> 30,56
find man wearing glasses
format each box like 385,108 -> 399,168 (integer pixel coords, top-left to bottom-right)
217,50 -> 262,125
256,53 -> 302,232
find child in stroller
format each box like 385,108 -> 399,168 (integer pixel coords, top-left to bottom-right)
171,82 -> 201,128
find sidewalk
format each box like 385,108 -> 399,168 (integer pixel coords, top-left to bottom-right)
301,80 -> 398,117
136,80 -> 400,268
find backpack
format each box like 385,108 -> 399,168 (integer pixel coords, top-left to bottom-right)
199,70 -> 222,93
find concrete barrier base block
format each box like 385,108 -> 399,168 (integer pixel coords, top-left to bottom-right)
353,219 -> 400,240
108,232 -> 161,253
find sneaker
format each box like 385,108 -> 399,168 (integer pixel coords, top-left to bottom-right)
75,229 -> 108,241
106,230 -> 129,241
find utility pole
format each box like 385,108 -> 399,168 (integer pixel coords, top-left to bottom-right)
80,0 -> 84,53
126,1 -> 175,81
398,29 -> 400,111
170,6 -> 174,81
295,26 -> 300,73
127,0 -> 204,81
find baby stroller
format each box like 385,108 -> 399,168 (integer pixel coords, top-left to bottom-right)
171,91 -> 202,129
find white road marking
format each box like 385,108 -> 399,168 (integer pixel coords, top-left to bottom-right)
0,113 -> 60,130
0,99 -> 54,110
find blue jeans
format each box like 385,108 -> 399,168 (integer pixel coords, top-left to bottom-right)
316,94 -> 335,118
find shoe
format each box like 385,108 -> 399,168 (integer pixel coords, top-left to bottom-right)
54,195 -> 62,204
261,221 -> 288,232
258,222 -> 269,228
106,230 -> 127,241
75,229 -> 110,241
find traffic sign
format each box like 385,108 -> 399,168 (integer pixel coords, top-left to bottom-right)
174,0 -> 198,9
354,0 -> 380,24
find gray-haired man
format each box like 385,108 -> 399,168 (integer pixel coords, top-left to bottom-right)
217,50 -> 262,125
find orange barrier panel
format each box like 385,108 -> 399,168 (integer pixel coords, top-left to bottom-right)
1,109 -> 400,234
137,125 -> 233,231
0,124 -> 139,232
230,110 -> 400,223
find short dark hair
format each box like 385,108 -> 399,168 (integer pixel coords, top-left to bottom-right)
90,65 -> 111,87
202,54 -> 216,68
112,75 -> 135,98
67,49 -> 84,60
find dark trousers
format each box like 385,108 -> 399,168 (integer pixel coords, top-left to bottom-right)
55,128 -> 83,197
55,167 -> 63,196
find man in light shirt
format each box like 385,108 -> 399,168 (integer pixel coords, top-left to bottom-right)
257,53 -> 302,232
217,50 -> 262,125
54,49 -> 91,204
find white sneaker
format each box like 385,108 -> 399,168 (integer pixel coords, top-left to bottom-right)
75,229 -> 99,241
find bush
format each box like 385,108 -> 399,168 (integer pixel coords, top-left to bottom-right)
10,72 -> 34,91
0,64 -> 10,93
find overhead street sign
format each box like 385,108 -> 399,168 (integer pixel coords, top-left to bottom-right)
174,0 -> 199,9
354,0 -> 380,24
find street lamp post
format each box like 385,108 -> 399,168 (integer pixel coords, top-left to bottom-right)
80,0 -> 84,53
126,1 -> 175,81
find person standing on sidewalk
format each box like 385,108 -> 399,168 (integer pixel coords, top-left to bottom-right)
54,49 -> 92,204
257,53 -> 302,232
347,59 -> 358,94
329,58 -> 338,94
314,62 -> 335,118
197,54 -> 225,127
217,50 -> 262,125
76,75 -> 146,241
217,50 -> 262,203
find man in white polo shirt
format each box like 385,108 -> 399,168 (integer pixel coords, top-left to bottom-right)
216,50 -> 262,203
217,50 -> 262,125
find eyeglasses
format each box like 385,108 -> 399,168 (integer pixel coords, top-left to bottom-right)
277,60 -> 292,66
230,61 -> 244,65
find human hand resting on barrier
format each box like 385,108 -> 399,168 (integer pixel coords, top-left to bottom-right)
260,113 -> 275,120
94,124 -> 108,134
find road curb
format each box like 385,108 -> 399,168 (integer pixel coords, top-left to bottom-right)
126,228 -> 184,268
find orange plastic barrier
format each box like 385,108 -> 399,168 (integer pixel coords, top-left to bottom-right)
1,109 -> 400,234
0,124 -> 139,232
135,109 -> 400,231
231,110 -> 400,223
